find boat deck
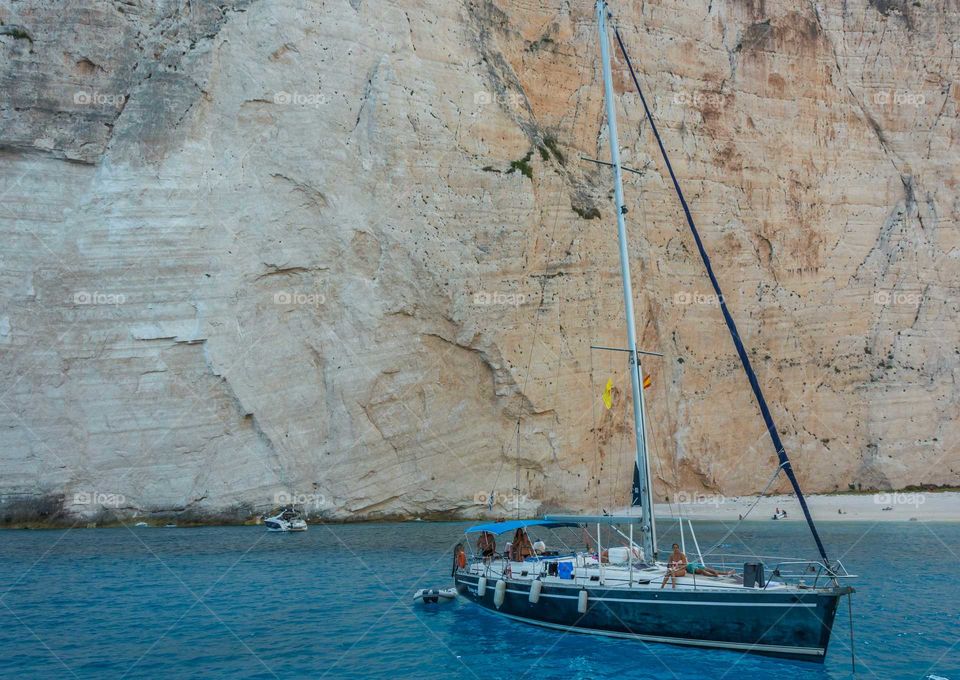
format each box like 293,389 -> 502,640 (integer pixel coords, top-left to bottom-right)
466,555 -> 831,594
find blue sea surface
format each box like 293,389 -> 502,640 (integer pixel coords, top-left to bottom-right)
0,521 -> 956,679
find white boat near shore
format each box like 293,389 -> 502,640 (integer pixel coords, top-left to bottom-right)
264,507 -> 308,532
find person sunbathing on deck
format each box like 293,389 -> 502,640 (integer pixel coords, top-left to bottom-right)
687,561 -> 736,577
661,543 -> 687,589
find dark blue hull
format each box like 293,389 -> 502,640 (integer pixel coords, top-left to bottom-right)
455,573 -> 850,662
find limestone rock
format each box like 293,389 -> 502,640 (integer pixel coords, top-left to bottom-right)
0,0 -> 957,522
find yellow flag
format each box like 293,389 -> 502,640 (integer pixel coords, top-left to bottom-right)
602,378 -> 614,409
643,375 -> 652,390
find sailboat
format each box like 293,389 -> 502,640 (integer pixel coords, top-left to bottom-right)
452,0 -> 855,662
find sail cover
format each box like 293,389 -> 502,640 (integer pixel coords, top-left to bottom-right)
632,462 -> 642,507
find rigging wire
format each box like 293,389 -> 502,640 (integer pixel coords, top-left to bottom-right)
609,17 -> 831,565
847,592 -> 857,674
702,462 -> 786,557
611,363 -> 628,511
604,140 -> 672,517
514,422 -> 521,519
589,346 -> 601,514
489,167 -> 573,515
636,166 -> 675,507
489,23 -> 594,515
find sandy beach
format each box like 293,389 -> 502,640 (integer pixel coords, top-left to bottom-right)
651,491 -> 959,522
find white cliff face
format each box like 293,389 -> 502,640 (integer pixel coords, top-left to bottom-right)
0,0 -> 957,523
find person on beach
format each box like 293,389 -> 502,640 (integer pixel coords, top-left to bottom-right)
661,543 -> 687,589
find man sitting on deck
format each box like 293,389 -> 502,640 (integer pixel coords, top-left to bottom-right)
477,531 -> 496,561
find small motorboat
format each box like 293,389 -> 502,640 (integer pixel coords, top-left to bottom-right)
264,507 -> 308,532
134,521 -> 149,527
772,510 -> 788,520
413,588 -> 456,604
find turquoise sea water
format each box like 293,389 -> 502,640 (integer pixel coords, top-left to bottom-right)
0,521 -> 956,679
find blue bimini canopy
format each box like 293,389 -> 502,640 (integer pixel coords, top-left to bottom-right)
464,519 -> 577,535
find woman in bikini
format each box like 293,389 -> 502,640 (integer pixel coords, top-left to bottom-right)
661,543 -> 688,589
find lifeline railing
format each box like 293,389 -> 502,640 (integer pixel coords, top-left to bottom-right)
703,554 -> 857,588
462,552 -> 857,592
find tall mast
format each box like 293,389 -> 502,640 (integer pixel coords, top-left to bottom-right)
596,0 -> 657,560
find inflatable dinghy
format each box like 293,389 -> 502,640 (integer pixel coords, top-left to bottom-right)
413,588 -> 456,604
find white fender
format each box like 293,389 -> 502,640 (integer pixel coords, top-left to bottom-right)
493,579 -> 507,608
577,589 -> 588,614
477,576 -> 487,597
528,579 -> 543,604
